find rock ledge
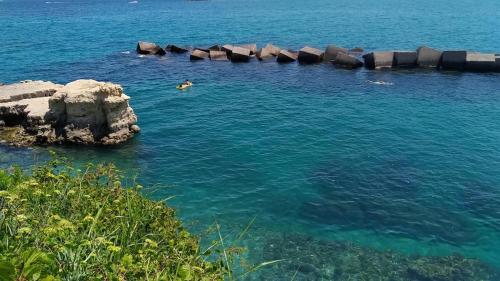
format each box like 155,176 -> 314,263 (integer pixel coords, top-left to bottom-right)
0,79 -> 140,146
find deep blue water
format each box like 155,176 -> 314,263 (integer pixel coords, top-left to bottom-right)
1,0 -> 500,279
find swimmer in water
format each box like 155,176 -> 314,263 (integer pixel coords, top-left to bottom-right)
367,80 -> 393,85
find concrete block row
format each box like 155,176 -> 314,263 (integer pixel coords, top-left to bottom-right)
137,41 -> 500,72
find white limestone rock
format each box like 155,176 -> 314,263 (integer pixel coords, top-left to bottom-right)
47,79 -> 139,145
0,80 -> 62,103
0,79 -> 139,146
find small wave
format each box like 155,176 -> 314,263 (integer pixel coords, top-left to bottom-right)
121,51 -> 131,54
367,80 -> 394,86
128,1 -> 138,4
45,1 -> 64,3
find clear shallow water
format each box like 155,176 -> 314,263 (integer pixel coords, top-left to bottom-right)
1,0 -> 500,278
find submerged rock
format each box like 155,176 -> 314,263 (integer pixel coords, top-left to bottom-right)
258,233 -> 499,281
0,79 -> 139,146
298,46 -> 324,64
300,158 -> 478,244
136,41 -> 166,56
277,50 -> 298,63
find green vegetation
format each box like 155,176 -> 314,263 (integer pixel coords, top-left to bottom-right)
0,155 -> 236,280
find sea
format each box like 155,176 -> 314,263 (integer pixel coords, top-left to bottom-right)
1,0 -> 500,279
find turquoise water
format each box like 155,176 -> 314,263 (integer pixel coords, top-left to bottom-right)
2,0 -> 500,279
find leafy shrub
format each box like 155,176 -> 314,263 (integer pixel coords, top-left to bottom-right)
0,156 -> 231,280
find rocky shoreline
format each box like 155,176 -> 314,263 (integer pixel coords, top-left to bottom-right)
138,41 -> 500,72
0,79 -> 140,146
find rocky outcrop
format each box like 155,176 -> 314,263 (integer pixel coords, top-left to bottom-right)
0,80 -> 139,146
465,52 -> 497,72
362,52 -> 394,69
190,49 -> 209,60
441,51 -> 467,71
230,46 -> 251,62
256,44 -> 281,60
277,50 -> 298,63
136,41 -> 166,56
331,53 -> 363,69
1,97 -> 50,128
323,45 -> 348,62
298,46 -> 324,64
496,55 -> 500,71
0,80 -> 62,103
0,103 -> 30,127
393,51 -> 417,68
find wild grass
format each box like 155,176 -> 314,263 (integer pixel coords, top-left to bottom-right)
0,154 -> 236,280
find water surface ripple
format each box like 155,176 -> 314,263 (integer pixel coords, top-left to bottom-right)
1,0 -> 500,278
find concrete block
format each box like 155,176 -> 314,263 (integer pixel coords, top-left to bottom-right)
209,50 -> 228,61
393,51 -> 417,67
239,44 -> 257,55
331,53 -> 363,69
230,46 -> 251,62
277,50 -> 298,63
256,44 -> 281,60
362,52 -> 394,69
416,46 -> 442,68
441,51 -> 467,70
190,49 -> 209,60
323,45 -> 348,62
136,41 -> 166,56
465,52 -> 496,72
166,45 -> 189,53
298,46 -> 324,64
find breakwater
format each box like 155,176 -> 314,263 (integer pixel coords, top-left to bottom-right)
137,41 -> 500,72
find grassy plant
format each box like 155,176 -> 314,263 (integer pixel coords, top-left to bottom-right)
0,155 -> 232,280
